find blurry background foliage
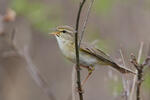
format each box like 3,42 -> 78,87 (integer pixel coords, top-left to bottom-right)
11,0 -> 62,33
11,0 -> 115,32
143,71 -> 150,90
109,79 -> 123,96
85,27 -> 111,53
94,0 -> 115,15
10,0 -> 150,96
11,0 -> 113,52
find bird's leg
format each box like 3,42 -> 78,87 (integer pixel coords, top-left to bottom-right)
81,66 -> 95,87
75,66 -> 94,93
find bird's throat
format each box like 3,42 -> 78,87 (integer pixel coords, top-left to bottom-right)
55,36 -> 75,55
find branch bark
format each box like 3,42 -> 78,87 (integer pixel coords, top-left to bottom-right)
130,54 -> 144,100
75,0 -> 86,100
129,42 -> 150,100
129,42 -> 143,100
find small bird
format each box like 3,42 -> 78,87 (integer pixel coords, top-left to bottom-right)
49,25 -> 135,85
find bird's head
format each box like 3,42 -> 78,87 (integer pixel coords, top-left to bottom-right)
49,25 -> 76,41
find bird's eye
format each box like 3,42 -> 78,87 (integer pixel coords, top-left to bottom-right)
62,30 -> 67,33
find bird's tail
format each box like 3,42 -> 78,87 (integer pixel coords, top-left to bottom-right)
109,62 -> 135,74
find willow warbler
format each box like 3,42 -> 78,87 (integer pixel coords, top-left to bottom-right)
49,25 -> 135,75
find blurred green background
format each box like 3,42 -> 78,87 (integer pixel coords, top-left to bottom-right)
0,0 -> 150,100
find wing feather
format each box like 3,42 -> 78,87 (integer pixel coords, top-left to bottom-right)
80,43 -> 135,74
80,44 -> 114,65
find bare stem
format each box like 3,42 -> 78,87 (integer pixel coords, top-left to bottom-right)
75,0 -> 86,100
21,46 -> 55,100
136,67 -> 143,100
129,42 -> 144,100
133,43 -> 150,100
136,42 -> 144,100
137,42 -> 144,63
79,0 -> 95,46
72,65 -> 76,100
119,49 -> 126,67
119,49 -> 129,100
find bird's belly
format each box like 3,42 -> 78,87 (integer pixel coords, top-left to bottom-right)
57,39 -> 98,66
61,47 -> 98,66
79,53 -> 98,66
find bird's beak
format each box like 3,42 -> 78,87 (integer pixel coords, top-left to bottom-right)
48,31 -> 61,35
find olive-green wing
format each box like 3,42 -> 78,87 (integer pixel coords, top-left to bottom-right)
80,44 -> 135,74
80,44 -> 114,65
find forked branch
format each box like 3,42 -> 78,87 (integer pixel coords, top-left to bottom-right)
130,42 -> 150,100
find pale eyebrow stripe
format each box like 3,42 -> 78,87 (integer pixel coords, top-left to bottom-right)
58,28 -> 73,34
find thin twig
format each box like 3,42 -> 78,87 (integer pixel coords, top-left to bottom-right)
148,44 -> 150,57
75,0 -> 86,100
72,65 -> 76,100
129,42 -> 144,100
132,43 -> 150,100
137,42 -> 144,63
136,66 -> 143,100
119,49 -> 129,100
67,66 -> 76,100
79,0 -> 95,46
119,49 -> 126,67
136,42 -> 144,100
20,46 -> 56,100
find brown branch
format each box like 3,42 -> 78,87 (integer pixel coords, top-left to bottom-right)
143,44 -> 150,67
136,66 -> 143,100
130,56 -> 144,100
134,42 -> 143,100
75,0 -> 87,100
142,57 -> 150,67
130,42 -> 150,100
19,46 -> 56,100
7,27 -> 56,99
129,42 -> 143,100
